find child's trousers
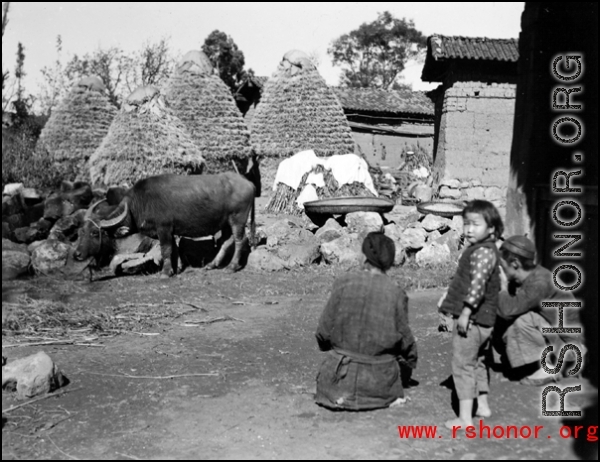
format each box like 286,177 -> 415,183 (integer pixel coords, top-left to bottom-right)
452,321 -> 493,400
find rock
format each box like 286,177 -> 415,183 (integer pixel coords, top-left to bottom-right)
27,240 -> 45,254
428,230 -> 442,242
3,183 -> 24,197
484,186 -> 504,201
49,214 -> 83,242
31,240 -> 71,275
3,194 -> 25,217
2,222 -> 11,239
21,188 -> 44,206
315,227 -> 343,243
315,218 -> 344,242
1,352 -> 67,400
23,202 -> 45,227
438,186 -> 463,200
13,226 -> 46,245
421,214 -> 451,232
440,178 -> 461,189
435,229 -> 462,253
413,185 -> 433,203
111,243 -> 162,275
264,219 -> 313,247
5,213 -> 25,231
317,218 -> 342,233
2,239 -> 31,279
399,228 -> 427,250
471,179 -> 482,187
246,248 -> 289,272
384,205 -> 418,225
254,228 -> 268,247
450,215 -> 464,233
43,193 -> 67,221
278,242 -> 321,267
383,223 -> 404,241
416,241 -> 452,267
114,233 -> 156,255
464,187 -> 485,201
345,212 -> 384,237
61,182 -> 93,212
460,181 -> 471,189
320,233 -> 363,266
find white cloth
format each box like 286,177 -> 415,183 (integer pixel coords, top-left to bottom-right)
272,150 -> 377,197
296,184 -> 319,209
324,154 -> 377,196
304,172 -> 325,188
272,150 -> 323,191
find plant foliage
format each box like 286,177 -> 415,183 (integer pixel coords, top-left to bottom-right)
328,11 -> 426,90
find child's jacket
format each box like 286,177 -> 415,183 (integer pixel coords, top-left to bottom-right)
439,240 -> 501,327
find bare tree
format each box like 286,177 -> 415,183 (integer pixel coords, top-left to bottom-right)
124,37 -> 175,95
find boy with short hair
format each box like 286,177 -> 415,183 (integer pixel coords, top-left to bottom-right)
496,235 -> 583,386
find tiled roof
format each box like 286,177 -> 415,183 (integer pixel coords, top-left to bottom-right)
332,87 -> 434,116
429,35 -> 519,62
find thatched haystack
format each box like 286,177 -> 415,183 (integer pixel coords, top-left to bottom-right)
88,86 -> 205,187
164,50 -> 252,174
250,50 -> 355,159
36,76 -> 117,180
266,150 -> 376,215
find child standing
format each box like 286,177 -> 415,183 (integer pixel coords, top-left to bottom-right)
439,200 -> 504,429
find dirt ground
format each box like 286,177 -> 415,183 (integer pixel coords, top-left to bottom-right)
2,200 -> 598,460
2,265 -> 597,461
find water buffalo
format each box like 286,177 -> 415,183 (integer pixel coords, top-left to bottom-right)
75,169 -> 257,277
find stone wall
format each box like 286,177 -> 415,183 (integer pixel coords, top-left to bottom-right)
433,81 -> 516,188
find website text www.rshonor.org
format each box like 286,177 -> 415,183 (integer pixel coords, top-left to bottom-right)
397,423 -> 599,441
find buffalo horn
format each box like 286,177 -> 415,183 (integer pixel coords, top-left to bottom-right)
84,199 -> 107,221
99,202 -> 128,229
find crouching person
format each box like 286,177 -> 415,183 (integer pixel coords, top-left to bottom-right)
495,235 -> 585,386
315,232 -> 417,411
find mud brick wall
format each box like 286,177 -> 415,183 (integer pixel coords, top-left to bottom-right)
433,81 -> 516,188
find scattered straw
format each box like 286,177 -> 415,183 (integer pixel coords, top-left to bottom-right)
83,371 -> 219,380
2,387 -> 83,415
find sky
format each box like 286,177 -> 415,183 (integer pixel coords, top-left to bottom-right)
2,2 -> 525,100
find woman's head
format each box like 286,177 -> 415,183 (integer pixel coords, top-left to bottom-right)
462,200 -> 504,244
362,231 -> 395,272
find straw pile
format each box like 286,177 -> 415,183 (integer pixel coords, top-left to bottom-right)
164,50 -> 252,174
87,86 -> 205,187
266,165 -> 375,215
250,50 -> 355,159
36,76 -> 117,180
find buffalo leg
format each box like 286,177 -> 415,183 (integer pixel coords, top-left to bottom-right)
225,223 -> 246,272
157,226 -> 176,277
205,234 -> 234,270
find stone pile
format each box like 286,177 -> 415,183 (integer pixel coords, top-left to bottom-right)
1,182 -> 128,279
436,178 -> 507,218
247,205 -> 465,271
